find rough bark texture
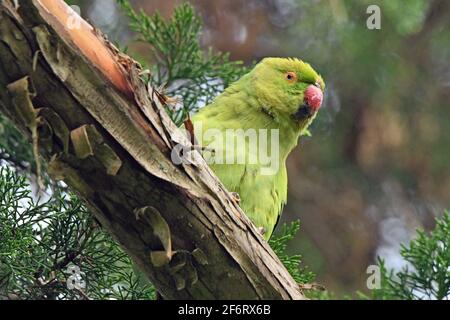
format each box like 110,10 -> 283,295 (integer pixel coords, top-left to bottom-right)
0,0 -> 305,299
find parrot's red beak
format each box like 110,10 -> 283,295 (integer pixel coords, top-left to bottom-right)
304,85 -> 323,112
293,85 -> 324,121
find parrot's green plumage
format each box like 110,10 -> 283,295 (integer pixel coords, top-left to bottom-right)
191,57 -> 325,239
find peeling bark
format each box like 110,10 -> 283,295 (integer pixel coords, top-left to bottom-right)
0,0 -> 305,299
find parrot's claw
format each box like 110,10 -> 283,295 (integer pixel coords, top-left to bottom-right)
257,227 -> 266,236
230,192 -> 241,204
192,145 -> 215,154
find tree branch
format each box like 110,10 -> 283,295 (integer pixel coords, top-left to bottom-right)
0,0 -> 305,299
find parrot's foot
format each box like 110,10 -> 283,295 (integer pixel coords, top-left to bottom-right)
192,145 -> 215,154
257,227 -> 266,236
230,192 -> 241,204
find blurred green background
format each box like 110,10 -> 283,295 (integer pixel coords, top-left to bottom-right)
66,0 -> 450,295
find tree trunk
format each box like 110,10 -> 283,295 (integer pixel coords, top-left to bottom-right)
0,0 -> 305,299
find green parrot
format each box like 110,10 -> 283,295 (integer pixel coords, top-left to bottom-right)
190,57 -> 325,240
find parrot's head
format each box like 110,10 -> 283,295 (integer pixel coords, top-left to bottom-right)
251,57 -> 325,127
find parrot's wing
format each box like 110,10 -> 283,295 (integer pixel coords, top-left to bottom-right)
217,162 -> 287,239
191,107 -> 288,239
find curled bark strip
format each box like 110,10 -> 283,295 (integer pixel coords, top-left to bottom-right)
7,76 -> 44,191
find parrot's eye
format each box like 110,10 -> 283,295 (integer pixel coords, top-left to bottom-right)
285,71 -> 297,83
